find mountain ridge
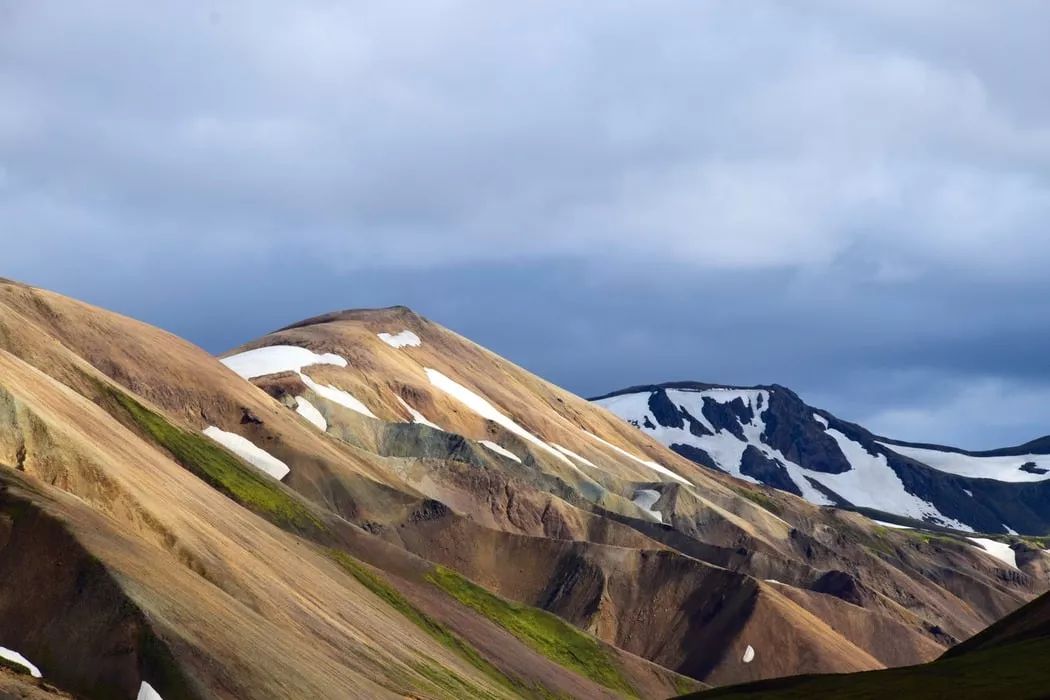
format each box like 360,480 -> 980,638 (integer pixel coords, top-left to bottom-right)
594,381 -> 1050,535
0,278 -> 1047,698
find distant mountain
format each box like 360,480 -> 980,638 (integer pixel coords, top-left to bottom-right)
592,382 -> 1050,535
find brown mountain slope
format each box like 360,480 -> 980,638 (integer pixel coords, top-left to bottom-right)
223,304 -> 1048,677
0,279 -> 1046,697
684,590 -> 1050,699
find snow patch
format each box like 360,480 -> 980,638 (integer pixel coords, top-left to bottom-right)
966,537 -> 1019,570
879,442 -> 1050,483
378,330 -> 421,348
137,682 -> 164,700
299,374 -> 377,419
815,430 -> 972,530
221,345 -> 346,379
550,443 -> 601,470
583,431 -> 692,485
742,645 -> 755,663
813,414 -> 829,429
203,427 -> 290,480
873,520 -> 913,530
294,397 -> 327,431
222,345 -> 377,420
424,368 -> 576,468
0,647 -> 41,678
396,397 -> 443,430
963,488 -> 974,498
479,440 -> 522,463
632,488 -> 663,522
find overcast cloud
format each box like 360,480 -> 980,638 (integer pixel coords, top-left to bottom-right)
3,1 -> 1050,448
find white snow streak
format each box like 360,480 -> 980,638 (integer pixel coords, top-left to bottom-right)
479,440 -> 522,463
295,396 -> 327,431
299,373 -> 377,419
222,345 -> 376,420
221,345 -> 347,379
632,488 -> 663,522
880,442 -> 1050,483
396,397 -> 443,430
0,647 -> 41,678
203,427 -> 291,480
742,645 -> 755,663
583,431 -> 692,485
813,414 -> 829,429
550,443 -> 600,470
378,330 -> 422,348
424,368 -> 577,468
872,520 -> 913,530
967,537 -> 1019,570
137,682 -> 165,700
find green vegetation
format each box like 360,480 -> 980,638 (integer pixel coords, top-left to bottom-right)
683,637 -> 1050,699
732,487 -> 782,516
329,550 -> 576,700
673,673 -> 705,696
0,656 -> 31,677
407,659 -> 505,700
102,384 -> 323,533
903,530 -> 963,547
427,565 -> 637,697
329,550 -> 519,699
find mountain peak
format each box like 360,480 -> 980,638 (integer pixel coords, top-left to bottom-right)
274,304 -> 426,334
594,382 -> 1050,535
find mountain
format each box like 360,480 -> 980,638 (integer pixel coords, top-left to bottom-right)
593,382 -> 1050,536
0,279 -> 1047,698
683,587 -> 1050,699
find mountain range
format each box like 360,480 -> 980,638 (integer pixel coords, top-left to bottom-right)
593,382 -> 1050,536
0,278 -> 1047,699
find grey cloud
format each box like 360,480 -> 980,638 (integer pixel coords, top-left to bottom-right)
3,1 -> 1050,448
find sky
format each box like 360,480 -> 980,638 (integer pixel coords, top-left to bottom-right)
3,1 -> 1050,448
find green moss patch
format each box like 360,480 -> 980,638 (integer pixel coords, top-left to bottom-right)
732,487 -> 782,516
426,565 -> 636,697
0,657 -> 32,677
101,384 -> 322,534
328,550 -> 535,700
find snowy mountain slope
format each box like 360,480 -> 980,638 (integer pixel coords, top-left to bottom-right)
593,382 -> 1050,535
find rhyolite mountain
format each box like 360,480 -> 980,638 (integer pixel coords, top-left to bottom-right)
0,278 -> 1048,699
593,382 -> 1050,536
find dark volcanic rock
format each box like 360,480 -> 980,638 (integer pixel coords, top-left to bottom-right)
739,445 -> 802,496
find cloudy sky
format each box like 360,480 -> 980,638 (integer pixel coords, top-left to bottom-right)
3,1 -> 1050,448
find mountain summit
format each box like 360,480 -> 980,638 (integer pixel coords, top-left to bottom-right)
593,382 -> 1050,535
0,280 -> 1047,699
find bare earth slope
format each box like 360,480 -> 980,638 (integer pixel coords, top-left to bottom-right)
0,279 -> 1046,698
686,590 -> 1050,699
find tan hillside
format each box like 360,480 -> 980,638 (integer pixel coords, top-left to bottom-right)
0,278 -> 1046,698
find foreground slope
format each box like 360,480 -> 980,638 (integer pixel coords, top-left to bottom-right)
685,589 -> 1050,699
0,280 -> 690,699
594,382 -> 1050,535
0,279 -> 1046,697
